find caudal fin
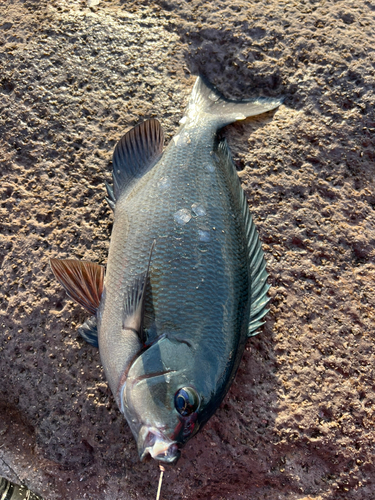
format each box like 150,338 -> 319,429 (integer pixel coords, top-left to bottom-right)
185,76 -> 283,128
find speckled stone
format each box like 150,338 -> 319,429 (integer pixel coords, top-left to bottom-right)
0,0 -> 374,499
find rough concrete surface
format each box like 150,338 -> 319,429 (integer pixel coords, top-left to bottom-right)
0,0 -> 374,499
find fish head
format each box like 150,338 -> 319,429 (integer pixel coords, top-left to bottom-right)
120,336 -> 201,464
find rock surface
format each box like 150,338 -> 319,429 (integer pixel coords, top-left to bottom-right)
0,0 -> 374,499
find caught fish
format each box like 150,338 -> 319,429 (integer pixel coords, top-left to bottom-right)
0,476 -> 43,500
51,76 -> 281,465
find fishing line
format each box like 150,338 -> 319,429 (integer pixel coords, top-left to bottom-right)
155,465 -> 165,500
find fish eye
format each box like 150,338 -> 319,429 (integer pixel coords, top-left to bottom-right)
174,387 -> 200,416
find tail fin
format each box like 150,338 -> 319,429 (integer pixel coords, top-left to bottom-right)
184,76 -> 283,128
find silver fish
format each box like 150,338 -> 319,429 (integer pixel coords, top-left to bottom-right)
51,76 -> 282,465
0,476 -> 43,500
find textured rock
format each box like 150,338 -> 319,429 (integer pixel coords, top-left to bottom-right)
0,0 -> 374,499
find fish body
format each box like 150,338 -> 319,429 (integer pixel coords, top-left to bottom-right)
51,77 -> 282,464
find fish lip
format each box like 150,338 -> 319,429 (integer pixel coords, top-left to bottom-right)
139,427 -> 181,464
140,443 -> 181,465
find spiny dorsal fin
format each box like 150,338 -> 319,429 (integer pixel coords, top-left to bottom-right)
112,119 -> 164,201
50,259 -> 105,315
122,241 -> 155,344
214,140 -> 270,337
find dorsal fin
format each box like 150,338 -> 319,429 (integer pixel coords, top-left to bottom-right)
112,118 -> 164,201
122,241 -> 155,344
214,140 -> 270,336
50,259 -> 105,315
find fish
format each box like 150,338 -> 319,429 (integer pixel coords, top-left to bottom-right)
0,476 -> 43,499
51,76 -> 282,465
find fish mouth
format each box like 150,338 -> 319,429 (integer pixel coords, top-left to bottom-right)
138,426 -> 181,464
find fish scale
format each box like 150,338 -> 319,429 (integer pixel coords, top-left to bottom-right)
51,76 -> 282,467
104,137 -> 246,376
98,78 -> 281,462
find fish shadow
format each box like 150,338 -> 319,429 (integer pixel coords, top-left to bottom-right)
181,25 -> 284,98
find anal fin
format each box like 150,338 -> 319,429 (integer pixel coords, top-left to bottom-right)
112,118 -> 164,200
50,259 -> 105,315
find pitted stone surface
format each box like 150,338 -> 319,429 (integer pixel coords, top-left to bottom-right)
0,1 -> 374,499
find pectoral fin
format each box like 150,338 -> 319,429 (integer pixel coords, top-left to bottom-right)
122,241 -> 155,344
50,259 -> 105,315
123,273 -> 148,337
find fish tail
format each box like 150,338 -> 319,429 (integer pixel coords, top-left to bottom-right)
185,76 -> 283,127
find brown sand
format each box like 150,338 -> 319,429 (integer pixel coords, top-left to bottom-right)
0,0 -> 374,498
